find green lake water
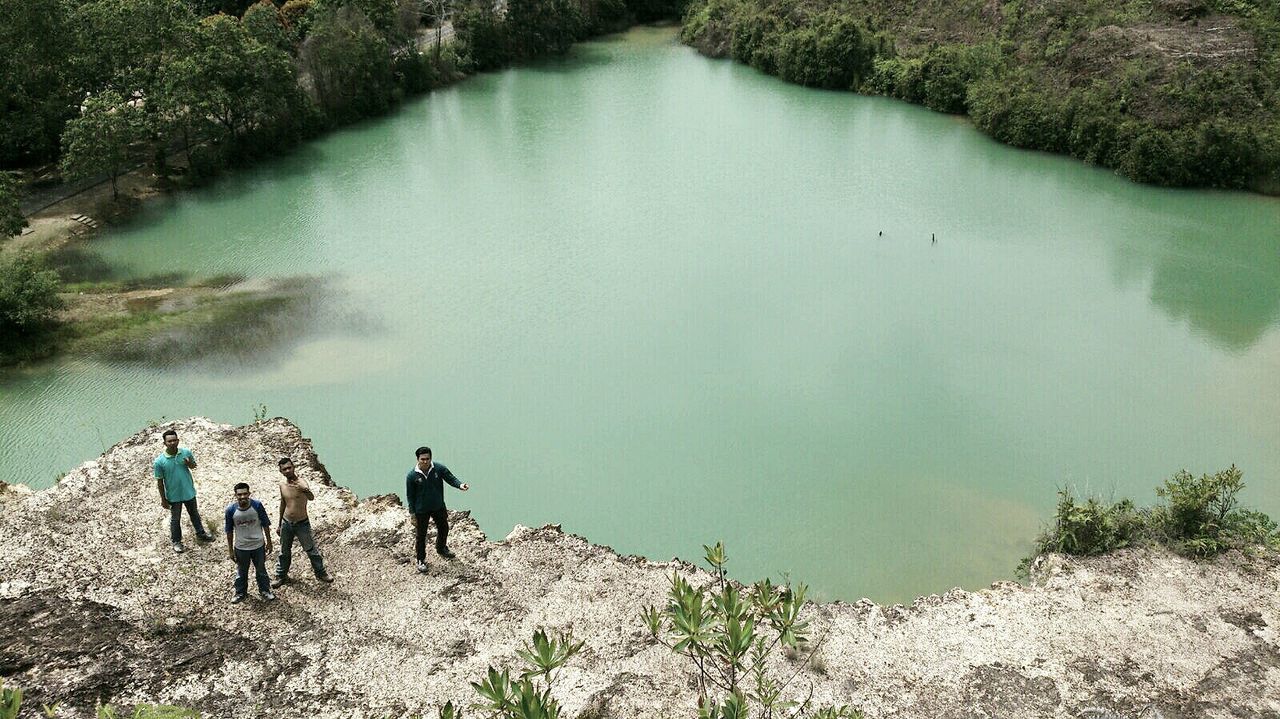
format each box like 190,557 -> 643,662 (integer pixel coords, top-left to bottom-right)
3,26 -> 1279,603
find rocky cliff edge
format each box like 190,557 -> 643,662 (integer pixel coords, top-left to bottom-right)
1,418 -> 1277,718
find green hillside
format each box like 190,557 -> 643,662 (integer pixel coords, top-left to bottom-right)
681,0 -> 1280,191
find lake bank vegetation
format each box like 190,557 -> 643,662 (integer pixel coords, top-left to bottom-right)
0,242 -> 340,368
1020,465 -> 1279,578
680,0 -> 1280,193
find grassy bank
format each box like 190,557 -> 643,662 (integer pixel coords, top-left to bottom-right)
0,239 -> 330,369
680,0 -> 1280,192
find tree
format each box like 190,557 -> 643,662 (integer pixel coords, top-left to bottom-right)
300,6 -> 395,121
0,254 -> 63,363
312,0 -> 401,38
0,172 -> 26,238
281,0 -> 316,44
0,0 -> 79,166
187,14 -> 299,142
420,0 -> 456,56
396,0 -> 426,49
59,90 -> 149,200
455,1 -> 510,71
69,0 -> 197,98
153,55 -> 205,166
243,0 -> 289,51
506,0 -> 583,60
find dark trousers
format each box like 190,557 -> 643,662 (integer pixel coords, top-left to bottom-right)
414,509 -> 449,561
276,517 -> 326,578
234,546 -> 270,596
169,498 -> 207,543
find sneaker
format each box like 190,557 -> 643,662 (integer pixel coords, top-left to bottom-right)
260,591 -> 277,601
416,560 -> 428,574
316,573 -> 335,583
195,533 -> 214,542
437,548 -> 456,559
271,576 -> 290,589
172,542 -> 185,554
230,594 -> 246,604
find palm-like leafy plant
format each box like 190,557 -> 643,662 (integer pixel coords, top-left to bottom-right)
643,542 -> 861,719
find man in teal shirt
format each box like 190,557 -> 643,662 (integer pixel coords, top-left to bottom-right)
154,429 -> 213,553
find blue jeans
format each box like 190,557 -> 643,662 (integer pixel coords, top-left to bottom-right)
169,498 -> 208,543
275,518 -> 327,578
234,546 -> 270,596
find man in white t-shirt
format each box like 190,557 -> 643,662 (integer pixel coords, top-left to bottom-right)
224,482 -> 276,604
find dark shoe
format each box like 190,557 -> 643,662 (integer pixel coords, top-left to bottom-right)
260,591 -> 277,601
437,548 -> 456,559
195,533 -> 213,542
416,560 -> 428,574
271,576 -> 290,589
316,573 -> 335,583
230,594 -> 246,604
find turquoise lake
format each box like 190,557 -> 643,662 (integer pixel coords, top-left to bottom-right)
2,26 -> 1279,603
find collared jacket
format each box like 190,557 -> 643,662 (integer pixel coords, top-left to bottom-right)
405,462 -> 464,514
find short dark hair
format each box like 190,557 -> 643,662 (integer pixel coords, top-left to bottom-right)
415,446 -> 432,458
162,429 -> 178,440
234,482 -> 250,492
278,457 -> 292,467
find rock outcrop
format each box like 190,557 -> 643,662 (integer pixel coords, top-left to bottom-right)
1,418 -> 1277,718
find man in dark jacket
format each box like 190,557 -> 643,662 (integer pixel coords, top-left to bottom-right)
405,446 -> 469,573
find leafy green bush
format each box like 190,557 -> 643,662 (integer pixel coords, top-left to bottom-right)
1025,467 -> 1278,571
0,253 -> 63,365
773,13 -> 879,90
1036,492 -> 1144,557
642,542 -> 862,719
868,43 -> 996,113
1152,465 -> 1279,556
506,0 -> 585,60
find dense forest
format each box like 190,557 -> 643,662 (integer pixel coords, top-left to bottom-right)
2,0 -> 1277,220
681,0 -> 1280,191
0,0 -> 684,180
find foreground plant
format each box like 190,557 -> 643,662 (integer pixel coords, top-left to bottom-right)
1153,465 -> 1279,556
435,628 -> 583,719
1,684 -> 20,719
642,542 -> 861,719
